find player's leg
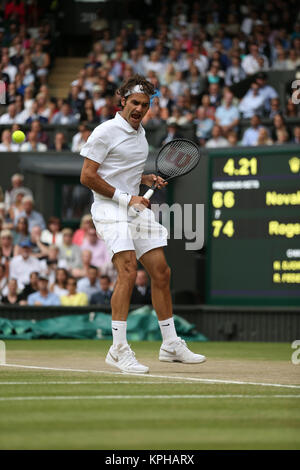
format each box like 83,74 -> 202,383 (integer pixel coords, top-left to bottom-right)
140,247 -> 206,364
105,250 -> 149,374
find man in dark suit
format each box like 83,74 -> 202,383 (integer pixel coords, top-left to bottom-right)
130,269 -> 151,305
90,275 -> 112,305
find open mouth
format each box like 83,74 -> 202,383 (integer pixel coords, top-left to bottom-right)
131,113 -> 141,121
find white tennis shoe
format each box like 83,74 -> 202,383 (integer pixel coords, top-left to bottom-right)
105,343 -> 149,374
159,338 -> 206,364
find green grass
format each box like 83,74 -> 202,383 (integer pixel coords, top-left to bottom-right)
0,340 -> 299,450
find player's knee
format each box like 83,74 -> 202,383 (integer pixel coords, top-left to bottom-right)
152,264 -> 171,288
118,259 -> 137,286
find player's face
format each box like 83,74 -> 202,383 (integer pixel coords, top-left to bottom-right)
121,93 -> 150,129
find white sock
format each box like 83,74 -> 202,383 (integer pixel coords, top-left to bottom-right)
158,317 -> 178,344
112,321 -> 128,346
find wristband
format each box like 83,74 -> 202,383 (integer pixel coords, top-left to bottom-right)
112,188 -> 132,207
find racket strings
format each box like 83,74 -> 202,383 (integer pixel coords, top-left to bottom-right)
156,140 -> 200,180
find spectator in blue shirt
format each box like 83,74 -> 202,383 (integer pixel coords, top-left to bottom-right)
215,90 -> 240,136
241,115 -> 263,146
90,275 -> 112,305
77,265 -> 101,301
15,196 -> 46,232
27,275 -> 60,306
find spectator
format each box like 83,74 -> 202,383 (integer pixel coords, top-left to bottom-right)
194,106 -> 214,144
59,228 -> 82,271
160,123 -> 182,146
239,82 -> 265,118
31,42 -> 50,79
225,55 -> 246,86
255,72 -> 278,114
81,228 -> 111,270
206,125 -> 229,148
90,275 -> 112,305
207,83 -> 222,108
60,276 -> 88,306
41,217 -> 63,247
19,271 -> 39,302
15,196 -> 46,232
215,90 -> 240,136
71,123 -> 91,153
269,98 -> 281,119
0,129 -> 19,151
227,130 -> 238,146
49,267 -> 69,298
0,229 -> 14,262
20,131 -> 48,152
27,275 -> 60,306
272,48 -> 288,70
25,101 -> 49,125
72,215 -> 94,246
242,43 -> 268,75
291,126 -> 300,144
285,98 -> 299,118
241,115 -> 263,146
77,265 -> 101,301
0,103 -> 18,124
51,102 -> 79,125
30,120 -> 50,147
12,216 -> 29,246
130,270 -> 151,305
256,127 -> 273,146
271,114 -> 291,142
72,249 -> 92,279
275,129 -> 290,145
0,263 -> 8,299
1,278 -> 23,305
9,239 -> 41,290
286,49 -> 300,70
80,99 -> 99,125
5,173 -> 33,209
50,132 -> 69,151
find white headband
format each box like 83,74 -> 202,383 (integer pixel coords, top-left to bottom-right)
124,85 -> 149,97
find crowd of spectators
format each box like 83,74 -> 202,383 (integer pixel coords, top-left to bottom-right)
0,172 -> 154,306
0,0 -> 300,151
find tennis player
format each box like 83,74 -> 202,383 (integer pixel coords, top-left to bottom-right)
80,75 -> 206,373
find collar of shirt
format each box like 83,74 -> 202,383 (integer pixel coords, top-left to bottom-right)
114,111 -> 142,135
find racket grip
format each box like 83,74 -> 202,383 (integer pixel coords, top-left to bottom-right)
144,188 -> 154,199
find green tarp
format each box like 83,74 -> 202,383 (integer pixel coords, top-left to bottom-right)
0,306 -> 208,341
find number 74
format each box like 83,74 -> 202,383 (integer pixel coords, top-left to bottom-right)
212,220 -> 235,238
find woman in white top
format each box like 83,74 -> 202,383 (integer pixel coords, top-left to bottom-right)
41,216 -> 63,247
50,267 -> 69,298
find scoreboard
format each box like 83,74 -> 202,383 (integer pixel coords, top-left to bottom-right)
206,146 -> 300,306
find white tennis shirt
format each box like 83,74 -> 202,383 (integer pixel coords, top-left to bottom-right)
80,112 -> 149,202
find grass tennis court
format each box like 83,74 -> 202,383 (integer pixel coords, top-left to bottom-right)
0,340 -> 299,450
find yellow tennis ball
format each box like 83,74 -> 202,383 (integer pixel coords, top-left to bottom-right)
12,130 -> 25,144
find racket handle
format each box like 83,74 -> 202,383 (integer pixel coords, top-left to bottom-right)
128,188 -> 154,217
144,188 -> 154,199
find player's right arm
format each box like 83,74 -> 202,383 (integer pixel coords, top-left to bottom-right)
80,157 -> 149,207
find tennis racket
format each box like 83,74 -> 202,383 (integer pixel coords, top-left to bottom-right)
130,139 -> 201,215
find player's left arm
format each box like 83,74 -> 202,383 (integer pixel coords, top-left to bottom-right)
141,174 -> 168,189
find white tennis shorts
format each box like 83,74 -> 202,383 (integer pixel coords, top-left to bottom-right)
91,200 -> 168,260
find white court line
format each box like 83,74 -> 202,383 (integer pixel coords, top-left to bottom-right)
1,363 -> 300,389
0,394 -> 299,402
0,381 -> 186,385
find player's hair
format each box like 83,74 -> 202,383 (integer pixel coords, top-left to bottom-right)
117,75 -> 155,102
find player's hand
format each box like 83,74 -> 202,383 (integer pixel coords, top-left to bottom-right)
129,196 -> 150,209
142,174 -> 168,189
